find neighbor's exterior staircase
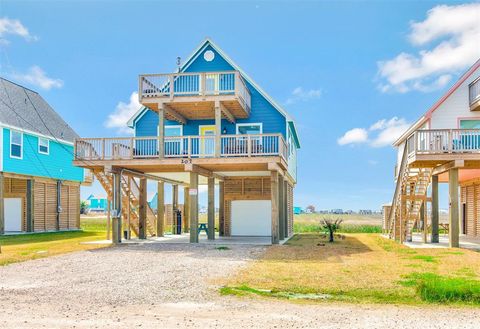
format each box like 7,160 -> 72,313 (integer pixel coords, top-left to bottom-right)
94,170 -> 157,237
388,145 -> 432,242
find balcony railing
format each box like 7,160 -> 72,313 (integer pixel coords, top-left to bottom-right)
75,134 -> 287,161
407,129 -> 480,156
139,71 -> 251,113
470,78 -> 480,110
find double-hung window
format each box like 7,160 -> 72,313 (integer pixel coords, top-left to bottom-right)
38,137 -> 49,154
10,130 -> 23,159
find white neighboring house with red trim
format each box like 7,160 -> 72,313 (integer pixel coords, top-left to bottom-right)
386,59 -> 480,247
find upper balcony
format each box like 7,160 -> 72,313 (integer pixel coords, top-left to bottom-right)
139,71 -> 251,120
406,129 -> 480,166
470,77 -> 480,111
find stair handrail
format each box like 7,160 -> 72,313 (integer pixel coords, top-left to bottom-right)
387,139 -> 409,237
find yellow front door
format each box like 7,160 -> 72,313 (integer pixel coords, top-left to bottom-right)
199,125 -> 216,156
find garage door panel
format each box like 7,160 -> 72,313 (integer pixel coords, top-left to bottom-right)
231,200 -> 271,236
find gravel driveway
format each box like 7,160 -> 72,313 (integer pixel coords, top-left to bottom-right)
0,243 -> 479,329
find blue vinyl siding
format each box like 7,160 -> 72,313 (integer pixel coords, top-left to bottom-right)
135,45 -> 286,138
2,128 -> 84,182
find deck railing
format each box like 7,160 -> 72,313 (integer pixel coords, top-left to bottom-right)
407,129 -> 480,156
139,70 -> 251,113
470,78 -> 480,106
75,134 -> 287,161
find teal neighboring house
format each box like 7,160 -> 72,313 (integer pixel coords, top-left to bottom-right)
86,194 -> 108,213
293,206 -> 304,215
0,77 -> 87,234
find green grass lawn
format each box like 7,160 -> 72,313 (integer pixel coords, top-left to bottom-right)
0,217 -> 109,266
222,233 -> 480,306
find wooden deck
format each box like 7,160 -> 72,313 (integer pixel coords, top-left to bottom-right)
407,129 -> 480,168
139,71 -> 251,120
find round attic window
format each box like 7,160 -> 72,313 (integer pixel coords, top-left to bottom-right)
204,50 -> 215,62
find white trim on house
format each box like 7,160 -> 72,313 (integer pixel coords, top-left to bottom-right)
10,129 -> 23,159
235,122 -> 263,134
127,107 -> 148,128
0,123 -> 74,146
163,125 -> 184,137
38,137 -> 50,155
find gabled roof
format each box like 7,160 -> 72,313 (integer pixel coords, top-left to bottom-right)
0,77 -> 79,143
393,58 -> 480,146
128,38 -> 300,148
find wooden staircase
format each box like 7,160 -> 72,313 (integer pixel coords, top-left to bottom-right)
388,145 -> 432,242
94,171 -> 157,237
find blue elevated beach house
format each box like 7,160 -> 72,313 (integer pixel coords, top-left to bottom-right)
0,78 -> 89,234
74,39 -> 300,243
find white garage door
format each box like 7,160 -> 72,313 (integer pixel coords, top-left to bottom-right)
5,198 -> 22,232
231,200 -> 271,236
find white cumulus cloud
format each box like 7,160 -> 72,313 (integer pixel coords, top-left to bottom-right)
0,17 -> 37,44
377,3 -> 480,93
286,86 -> 322,105
11,66 -> 63,90
105,92 -> 141,134
338,117 -> 411,147
337,128 -> 368,146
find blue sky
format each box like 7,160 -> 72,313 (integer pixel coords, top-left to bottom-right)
1,1 -> 479,210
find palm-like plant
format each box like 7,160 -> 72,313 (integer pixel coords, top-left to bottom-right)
322,218 -> 343,242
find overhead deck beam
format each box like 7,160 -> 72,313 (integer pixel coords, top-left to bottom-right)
220,102 -> 235,123
164,104 -> 187,125
184,163 -> 224,181
432,160 -> 464,176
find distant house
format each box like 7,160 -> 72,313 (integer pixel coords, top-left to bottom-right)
0,78 -> 89,234
359,209 -> 373,215
86,194 -> 107,213
330,209 -> 343,214
293,206 -> 303,215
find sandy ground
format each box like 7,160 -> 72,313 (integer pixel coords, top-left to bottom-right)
0,243 -> 479,329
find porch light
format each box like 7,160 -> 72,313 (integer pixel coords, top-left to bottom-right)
222,127 -> 227,134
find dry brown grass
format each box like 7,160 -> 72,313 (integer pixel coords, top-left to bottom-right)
225,233 -> 480,304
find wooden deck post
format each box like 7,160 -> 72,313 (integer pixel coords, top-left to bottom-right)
157,181 -> 165,237
278,174 -> 285,241
0,173 -> 4,235
449,168 -> 460,248
111,173 -> 122,244
183,187 -> 190,233
219,181 -> 225,236
106,198 -> 111,240
283,179 -> 289,238
431,175 -> 439,243
158,103 -> 165,158
208,177 -> 215,240
189,172 -> 199,243
26,179 -> 35,232
214,101 -> 221,157
420,202 -> 427,243
138,177 -> 147,239
172,184 -> 178,233
271,171 -> 280,244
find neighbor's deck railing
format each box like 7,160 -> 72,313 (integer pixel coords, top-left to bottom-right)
75,134 -> 287,161
407,129 -> 480,156
470,78 -> 480,106
139,70 -> 251,113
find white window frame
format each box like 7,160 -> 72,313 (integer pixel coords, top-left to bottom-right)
235,123 -> 263,135
10,130 -> 23,159
163,125 -> 184,137
38,137 -> 50,155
